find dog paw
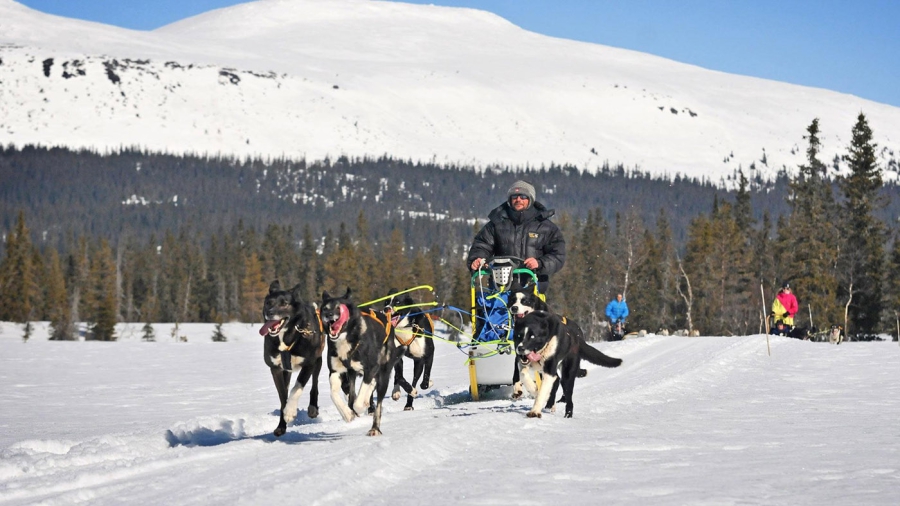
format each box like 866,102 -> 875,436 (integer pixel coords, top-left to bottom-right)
352,399 -> 370,416
283,408 -> 297,424
307,406 -> 319,419
409,388 -> 418,397
564,411 -> 573,419
404,406 -> 414,411
392,385 -> 402,401
367,428 -> 383,437
526,411 -> 542,418
422,379 -> 434,390
274,421 -> 287,437
511,382 -> 523,400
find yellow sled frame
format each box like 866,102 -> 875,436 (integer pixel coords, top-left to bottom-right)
466,264 -> 544,400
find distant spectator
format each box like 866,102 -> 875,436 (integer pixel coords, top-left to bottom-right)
771,283 -> 798,335
605,293 -> 629,326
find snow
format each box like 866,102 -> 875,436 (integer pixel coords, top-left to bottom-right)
2,321 -> 898,505
1,0 -> 899,185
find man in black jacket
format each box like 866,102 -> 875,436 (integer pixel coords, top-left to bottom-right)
467,180 -> 566,293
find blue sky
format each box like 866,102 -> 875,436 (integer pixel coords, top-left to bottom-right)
17,0 -> 900,108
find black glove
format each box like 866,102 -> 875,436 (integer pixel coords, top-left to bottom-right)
783,312 -> 790,318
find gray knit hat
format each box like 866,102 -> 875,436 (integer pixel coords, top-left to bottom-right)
507,180 -> 536,205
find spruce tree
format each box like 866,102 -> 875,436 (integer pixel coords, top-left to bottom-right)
90,240 -> 118,341
838,113 -> 886,333
784,118 -> 841,329
240,252 -> 267,322
142,321 -> 156,341
298,224 -> 318,302
45,248 -> 74,340
885,239 -> 900,339
0,211 -> 36,322
211,321 -> 227,342
354,212 -> 380,302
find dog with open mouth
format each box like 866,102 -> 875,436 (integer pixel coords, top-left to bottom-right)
260,280 -> 325,437
513,309 -> 622,418
320,288 -> 404,436
508,287 -> 589,405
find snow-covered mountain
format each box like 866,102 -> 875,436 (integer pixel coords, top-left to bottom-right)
1,0 -> 899,183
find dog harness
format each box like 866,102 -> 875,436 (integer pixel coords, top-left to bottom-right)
361,309 -> 394,344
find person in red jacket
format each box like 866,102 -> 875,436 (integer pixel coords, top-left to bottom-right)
771,283 -> 798,335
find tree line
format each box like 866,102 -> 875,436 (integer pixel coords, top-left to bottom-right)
1,113 -> 898,340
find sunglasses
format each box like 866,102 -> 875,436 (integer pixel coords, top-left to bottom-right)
510,194 -> 530,201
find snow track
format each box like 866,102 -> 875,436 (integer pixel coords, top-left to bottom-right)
1,329 -> 898,505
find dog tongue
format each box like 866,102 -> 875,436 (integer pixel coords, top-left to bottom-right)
259,320 -> 278,336
330,304 -> 349,335
527,351 -> 542,362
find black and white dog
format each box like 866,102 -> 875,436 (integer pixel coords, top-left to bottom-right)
514,310 -> 622,418
260,280 -> 325,437
508,288 -> 587,404
384,292 -> 435,411
320,288 -> 404,436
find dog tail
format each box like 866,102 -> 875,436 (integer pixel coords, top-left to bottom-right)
579,341 -> 622,368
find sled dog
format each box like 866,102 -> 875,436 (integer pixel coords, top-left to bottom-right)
259,280 -> 325,437
384,292 -> 435,411
514,310 -> 622,418
320,288 -> 404,436
829,325 -> 844,345
508,288 -> 588,405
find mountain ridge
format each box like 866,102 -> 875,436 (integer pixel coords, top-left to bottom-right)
1,0 -> 898,184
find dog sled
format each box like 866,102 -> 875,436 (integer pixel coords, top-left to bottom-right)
352,259 -> 545,403
457,256 -> 543,400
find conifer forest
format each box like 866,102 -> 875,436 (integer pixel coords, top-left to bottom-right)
2,113 -> 900,341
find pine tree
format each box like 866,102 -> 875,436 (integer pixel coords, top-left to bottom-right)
142,321 -> 156,342
71,236 -> 90,326
89,239 -> 118,341
783,118 -> 842,329
885,239 -> 900,339
298,224 -> 318,302
324,222 -> 361,298
44,247 -> 74,340
240,252 -> 268,322
354,212 -> 380,302
838,113 -> 886,333
378,226 -> 413,300
211,322 -> 227,342
683,198 -> 751,335
0,211 -> 36,322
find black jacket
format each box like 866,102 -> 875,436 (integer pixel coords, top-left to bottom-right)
466,201 -> 566,281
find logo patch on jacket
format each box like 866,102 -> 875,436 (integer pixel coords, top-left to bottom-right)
528,233 -> 539,239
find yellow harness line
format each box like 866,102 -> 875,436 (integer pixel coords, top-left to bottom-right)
391,302 -> 439,311
358,285 -> 435,308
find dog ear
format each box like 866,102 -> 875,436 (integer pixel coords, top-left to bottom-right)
343,287 -> 352,300
322,290 -> 331,302
269,280 -> 281,294
290,283 -> 304,301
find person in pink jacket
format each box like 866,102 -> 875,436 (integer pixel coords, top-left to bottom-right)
771,283 -> 798,335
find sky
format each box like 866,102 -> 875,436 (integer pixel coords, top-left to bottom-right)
1,321 -> 898,504
14,0 -> 900,108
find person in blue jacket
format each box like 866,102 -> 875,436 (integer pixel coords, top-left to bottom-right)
605,293 -> 629,326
